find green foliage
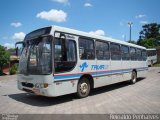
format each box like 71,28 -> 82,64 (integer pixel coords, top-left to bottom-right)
127,40 -> 137,44
0,45 -> 10,75
9,64 -> 17,75
139,23 -> 160,39
137,23 -> 160,48
137,38 -> 156,48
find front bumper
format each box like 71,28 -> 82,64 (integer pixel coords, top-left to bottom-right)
17,74 -> 55,97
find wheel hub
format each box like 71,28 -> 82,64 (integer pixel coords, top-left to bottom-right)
132,73 -> 136,82
80,83 -> 88,94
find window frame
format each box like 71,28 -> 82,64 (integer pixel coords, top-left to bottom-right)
121,45 -> 130,60
142,50 -> 147,61
95,40 -> 110,60
110,42 -> 121,60
136,48 -> 142,61
78,37 -> 95,60
23,35 -> 53,75
130,47 -> 137,61
53,33 -> 78,74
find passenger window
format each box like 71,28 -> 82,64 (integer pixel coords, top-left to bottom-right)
67,41 -> 76,61
121,45 -> 130,60
79,37 -> 95,60
54,38 -> 77,73
130,47 -> 136,60
110,43 -> 121,60
142,50 -> 147,61
147,51 -> 151,56
137,49 -> 142,61
96,40 -> 110,60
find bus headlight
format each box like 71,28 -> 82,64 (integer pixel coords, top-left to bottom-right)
43,83 -> 48,88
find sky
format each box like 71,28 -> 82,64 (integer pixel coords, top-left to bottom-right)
0,0 -> 160,49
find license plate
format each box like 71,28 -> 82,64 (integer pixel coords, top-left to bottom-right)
32,88 -> 40,93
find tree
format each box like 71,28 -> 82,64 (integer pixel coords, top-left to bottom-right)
137,38 -> 155,48
137,23 -> 160,48
139,23 -> 160,39
127,40 -> 137,44
0,45 -> 10,75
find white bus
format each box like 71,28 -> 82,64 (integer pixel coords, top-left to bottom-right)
147,48 -> 157,66
16,26 -> 148,98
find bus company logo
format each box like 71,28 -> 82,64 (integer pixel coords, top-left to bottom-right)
80,62 -> 88,72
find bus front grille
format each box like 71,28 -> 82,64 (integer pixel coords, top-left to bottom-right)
22,88 -> 34,93
22,82 -> 34,88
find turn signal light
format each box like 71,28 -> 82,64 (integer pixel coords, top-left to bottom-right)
43,83 -> 48,88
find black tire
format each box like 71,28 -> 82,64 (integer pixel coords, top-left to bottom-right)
77,77 -> 91,98
130,71 -> 137,84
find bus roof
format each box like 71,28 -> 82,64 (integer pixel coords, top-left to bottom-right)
147,48 -> 156,51
52,25 -> 146,50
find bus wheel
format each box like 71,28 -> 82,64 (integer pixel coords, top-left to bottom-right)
130,71 -> 137,84
77,77 -> 90,98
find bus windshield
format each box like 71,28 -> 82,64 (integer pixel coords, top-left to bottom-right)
18,36 -> 52,75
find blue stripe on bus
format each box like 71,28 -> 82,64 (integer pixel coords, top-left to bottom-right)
54,67 -> 148,81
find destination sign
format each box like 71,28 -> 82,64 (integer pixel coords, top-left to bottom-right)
24,27 -> 51,40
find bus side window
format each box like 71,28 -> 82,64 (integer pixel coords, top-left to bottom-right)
136,48 -> 142,61
79,37 -> 95,60
142,50 -> 147,61
130,47 -> 136,61
121,45 -> 130,60
96,40 -> 110,60
67,40 -> 76,61
54,38 -> 77,73
110,43 -> 121,60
